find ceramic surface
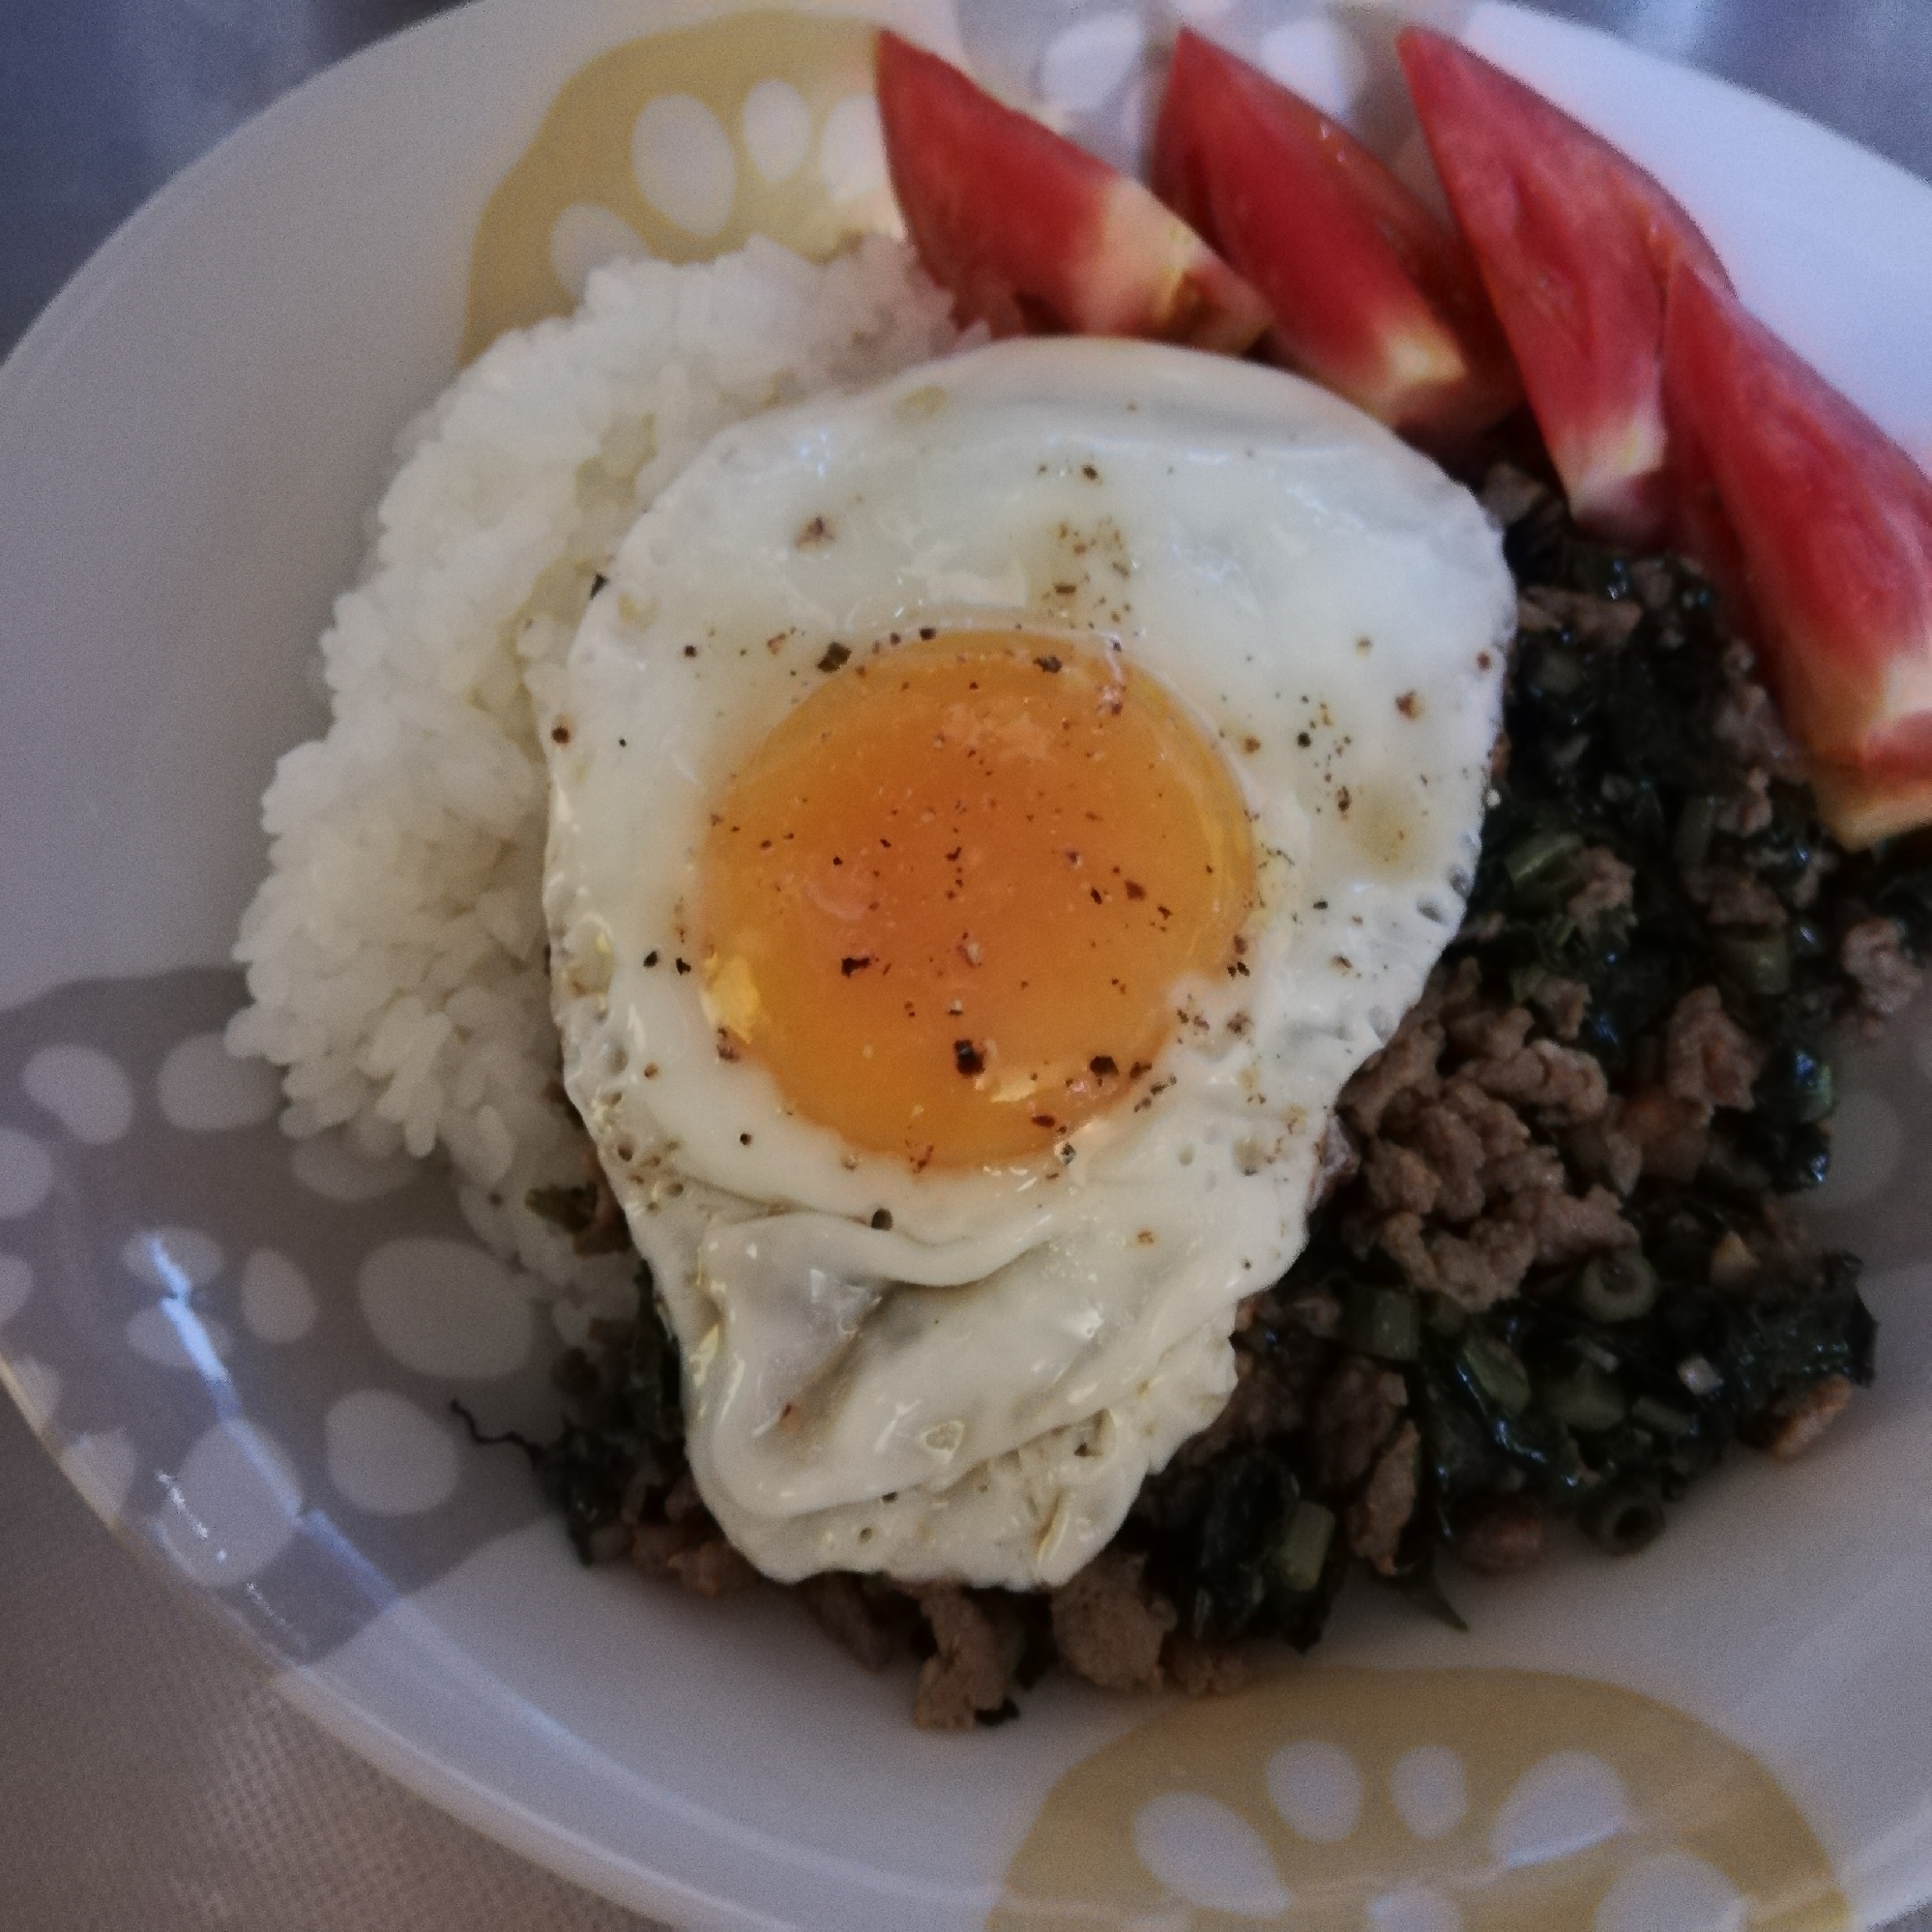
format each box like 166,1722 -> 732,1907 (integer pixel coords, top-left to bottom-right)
4,2 -> 1932,1926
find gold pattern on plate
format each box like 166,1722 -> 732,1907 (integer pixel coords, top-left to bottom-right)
992,1667 -> 1848,1930
461,9 -> 895,362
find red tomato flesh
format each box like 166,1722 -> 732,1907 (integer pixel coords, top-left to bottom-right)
1397,27 -> 1728,546
874,32 -> 1268,355
1151,29 -> 1517,448
1662,263 -> 1932,844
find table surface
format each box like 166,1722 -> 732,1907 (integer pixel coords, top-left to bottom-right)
6,3 -> 1932,1927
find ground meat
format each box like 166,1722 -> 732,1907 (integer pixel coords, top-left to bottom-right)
1841,917 -> 1923,1028
798,1572 -> 903,1672
912,1586 -> 1010,1730
1763,1375 -> 1854,1460
1402,1098 -> 1491,1222
1480,463 -> 1551,528
1501,1183 -> 1637,1267
1715,767 -> 1775,838
1616,1087 -> 1712,1183
1454,1497 -> 1546,1575
1712,663 -> 1806,780
1517,586 -> 1644,650
1703,869 -> 1787,929
1527,973 -> 1590,1040
1170,1347 -> 1309,1467
1312,1357 -> 1407,1491
1665,985 -> 1760,1110
1346,1421 -> 1420,1575
1162,1630 -> 1251,1698
667,1537 -> 759,1597
1378,1212 -> 1538,1310
1566,846 -> 1635,931
1563,1116 -> 1646,1197
1341,1007 -> 1445,1136
1483,1143 -> 1568,1201
1468,1038 -> 1610,1124
1362,1138 -> 1442,1215
1050,1550 -> 1176,1692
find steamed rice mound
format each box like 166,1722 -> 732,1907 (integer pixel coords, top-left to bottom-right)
228,237 -> 962,1290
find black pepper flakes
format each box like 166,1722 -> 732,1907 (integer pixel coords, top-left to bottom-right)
818,641 -> 852,673
953,1039 -> 984,1076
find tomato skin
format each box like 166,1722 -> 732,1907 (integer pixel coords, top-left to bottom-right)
874,32 -> 1268,354
1661,263 -> 1932,841
1150,30 -> 1516,447
1397,27 -> 1727,546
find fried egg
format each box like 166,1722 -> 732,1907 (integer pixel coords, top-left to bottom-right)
537,337 -> 1512,1589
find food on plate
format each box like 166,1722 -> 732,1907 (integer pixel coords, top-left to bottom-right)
535,337 -> 1513,1587
873,29 -> 1269,352
1150,27 -> 1518,448
1396,25 -> 1728,547
229,238 -> 965,1287
235,21 -> 1932,1727
1662,263 -> 1932,846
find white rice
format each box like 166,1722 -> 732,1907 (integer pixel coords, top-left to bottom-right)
228,236 -> 963,1292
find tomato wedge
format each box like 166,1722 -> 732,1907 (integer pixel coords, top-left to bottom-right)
1151,28 -> 1517,448
1397,27 -> 1728,546
873,32 -> 1269,354
1662,263 -> 1932,844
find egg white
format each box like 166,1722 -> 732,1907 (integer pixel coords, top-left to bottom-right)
537,337 -> 1512,1588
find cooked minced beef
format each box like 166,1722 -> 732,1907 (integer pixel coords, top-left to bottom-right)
494,459 -> 1932,1725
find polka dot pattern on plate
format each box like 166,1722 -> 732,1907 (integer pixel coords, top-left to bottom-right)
1390,1743 -> 1469,1841
158,1029 -> 280,1131
120,1224 -> 224,1293
1258,16 -> 1371,123
1489,1750 -> 1632,1868
631,92 -> 738,236
1130,1791 -> 1291,1917
22,1042 -> 134,1144
1037,13 -> 1145,116
0,1252 -> 30,1325
1268,1738 -> 1364,1843
1594,1851 -> 1746,1931
60,1428 -> 140,1524
326,1388 -> 460,1515
124,1303 -> 236,1371
817,93 -> 887,205
290,1132 -> 417,1203
547,200 -> 648,304
741,76 -> 812,183
0,1127 -> 54,1219
1368,1888 -> 1463,1932
239,1247 -> 317,1343
359,1236 -> 533,1379
8,1354 -> 61,1430
152,1418 -> 303,1589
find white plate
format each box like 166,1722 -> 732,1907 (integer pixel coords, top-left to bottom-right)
4,2 -> 1932,1926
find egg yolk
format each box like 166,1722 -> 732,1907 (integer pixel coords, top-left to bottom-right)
695,629 -> 1255,1167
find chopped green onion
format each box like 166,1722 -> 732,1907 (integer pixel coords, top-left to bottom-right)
1460,1332 -> 1532,1416
1629,1394 -> 1697,1439
1541,1364 -> 1625,1434
1341,1284 -> 1420,1361
1273,1500 -> 1336,1595
1582,1487 -> 1666,1557
1674,794 -> 1718,871
1574,1250 -> 1658,1324
1712,929 -> 1791,996
1504,828 -> 1583,890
